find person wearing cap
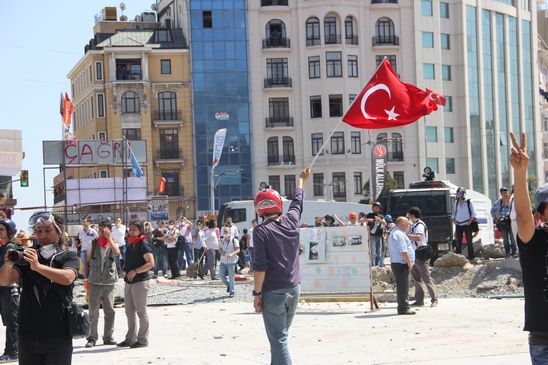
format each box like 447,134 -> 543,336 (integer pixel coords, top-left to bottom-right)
85,219 -> 120,348
491,187 -> 517,258
252,168 -> 310,365
510,132 -> 548,363
78,218 -> 99,278
337,212 -> 360,226
0,218 -> 19,362
366,202 -> 386,267
0,211 -> 80,365
452,187 -> 476,259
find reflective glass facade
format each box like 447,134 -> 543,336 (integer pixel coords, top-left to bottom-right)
522,20 -> 536,177
496,13 -> 510,189
509,17 -> 520,137
189,0 -> 252,211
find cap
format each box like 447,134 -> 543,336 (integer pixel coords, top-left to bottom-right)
500,187 -> 509,193
348,212 -> 357,219
372,202 -> 382,208
534,183 -> 548,212
385,214 -> 393,222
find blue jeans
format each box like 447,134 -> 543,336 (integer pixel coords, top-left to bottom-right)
262,286 -> 300,365
177,244 -> 193,269
531,344 -> 548,364
219,263 -> 236,294
371,235 -> 384,267
153,245 -> 168,276
116,245 -> 126,273
80,250 -> 87,277
499,224 -> 517,256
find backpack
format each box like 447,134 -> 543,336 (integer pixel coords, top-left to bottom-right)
412,220 -> 434,261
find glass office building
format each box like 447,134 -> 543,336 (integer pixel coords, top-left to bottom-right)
189,0 -> 252,212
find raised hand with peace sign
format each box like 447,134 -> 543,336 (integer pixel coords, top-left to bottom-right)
509,132 -> 529,173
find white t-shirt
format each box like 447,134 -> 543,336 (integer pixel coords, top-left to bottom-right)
227,225 -> 239,238
164,227 -> 179,249
193,229 -> 205,249
112,224 -> 126,247
410,220 -> 427,248
219,237 -> 239,264
204,229 -> 219,250
79,228 -> 99,251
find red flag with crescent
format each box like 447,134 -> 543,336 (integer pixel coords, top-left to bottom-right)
342,59 -> 445,129
158,176 -> 167,193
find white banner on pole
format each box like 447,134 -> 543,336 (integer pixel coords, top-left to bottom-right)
212,128 -> 227,168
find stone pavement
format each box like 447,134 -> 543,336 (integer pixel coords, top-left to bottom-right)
11,298 -> 533,364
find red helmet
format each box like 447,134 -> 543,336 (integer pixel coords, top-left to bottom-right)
254,188 -> 283,217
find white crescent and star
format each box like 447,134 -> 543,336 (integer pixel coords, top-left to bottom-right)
360,83 -> 399,121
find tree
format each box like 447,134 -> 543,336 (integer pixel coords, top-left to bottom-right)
361,172 -> 399,204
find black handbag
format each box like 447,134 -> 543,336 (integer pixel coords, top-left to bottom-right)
65,302 -> 91,339
415,245 -> 434,261
470,219 -> 480,233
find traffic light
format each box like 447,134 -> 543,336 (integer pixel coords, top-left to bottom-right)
20,170 -> 28,187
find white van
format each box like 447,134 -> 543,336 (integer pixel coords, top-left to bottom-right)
218,199 -> 372,233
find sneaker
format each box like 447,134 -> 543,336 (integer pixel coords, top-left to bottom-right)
117,341 -> 132,347
398,309 -> 416,315
410,301 -> 424,307
0,354 -> 17,362
151,275 -> 157,279
229,292 -> 235,298
85,340 -> 96,348
103,338 -> 117,345
130,342 -> 148,349
198,274 -> 204,280
431,300 -> 439,307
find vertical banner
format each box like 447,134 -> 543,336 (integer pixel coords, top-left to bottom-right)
212,128 -> 227,168
371,142 -> 387,201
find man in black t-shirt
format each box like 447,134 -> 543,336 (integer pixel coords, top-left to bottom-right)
366,202 -> 386,267
0,211 -> 79,365
510,132 -> 548,364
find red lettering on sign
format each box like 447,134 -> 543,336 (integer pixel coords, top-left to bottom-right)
113,142 -> 122,162
64,144 -> 77,164
80,143 -> 93,163
97,141 -> 111,159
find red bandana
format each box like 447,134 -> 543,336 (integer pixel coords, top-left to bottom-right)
128,235 -> 145,245
98,236 -> 110,249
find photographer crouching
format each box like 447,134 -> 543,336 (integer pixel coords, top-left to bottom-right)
0,211 -> 79,365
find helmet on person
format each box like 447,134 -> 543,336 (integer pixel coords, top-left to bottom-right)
0,218 -> 16,238
385,214 -> 393,223
99,218 -> 113,230
348,212 -> 357,220
254,188 -> 283,217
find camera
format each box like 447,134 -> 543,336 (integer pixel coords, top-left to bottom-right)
7,247 -> 26,263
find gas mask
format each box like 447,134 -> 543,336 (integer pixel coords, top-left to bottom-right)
39,244 -> 57,260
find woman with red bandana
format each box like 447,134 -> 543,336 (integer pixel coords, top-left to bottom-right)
117,221 -> 154,349
84,219 -> 120,348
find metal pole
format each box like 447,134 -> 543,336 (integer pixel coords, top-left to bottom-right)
210,166 -> 215,213
62,141 -> 68,231
308,119 -> 344,169
42,168 -> 47,209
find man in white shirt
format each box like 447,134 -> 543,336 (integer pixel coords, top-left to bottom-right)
199,220 -> 219,280
177,217 -> 194,270
78,218 -> 99,278
219,226 -> 240,297
407,207 -> 438,307
112,217 -> 126,274
224,217 -> 240,239
451,187 -> 476,259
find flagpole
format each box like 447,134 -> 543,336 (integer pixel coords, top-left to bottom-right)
308,119 -> 344,169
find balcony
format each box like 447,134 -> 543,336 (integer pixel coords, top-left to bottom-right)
153,109 -> 183,127
268,154 -> 296,166
265,116 -> 294,128
261,0 -> 288,5
263,37 -> 291,49
372,35 -> 400,47
161,186 -> 185,197
154,149 -> 185,166
325,34 -> 342,45
264,77 -> 292,88
306,38 -> 321,46
371,0 -> 398,3
345,36 -> 359,45
387,151 -> 404,162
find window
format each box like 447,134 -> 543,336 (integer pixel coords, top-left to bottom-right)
440,2 -> 450,18
266,58 -> 289,83
329,95 -> 343,117
354,172 -> 363,194
122,128 -> 141,140
422,32 -> 434,48
348,55 -> 358,77
441,33 -> 450,49
442,64 -> 451,81
426,126 -> 437,142
389,132 -> 403,161
121,91 -> 140,113
326,52 -> 342,77
306,17 -> 321,45
268,97 -> 290,122
324,16 -> 338,44
393,171 -> 404,188
158,91 -> 177,120
284,175 -> 296,198
545,143 -> 548,158
203,11 -> 212,28
310,95 -> 322,118
267,137 -> 279,164
159,129 -> 179,158
422,0 -> 433,16
446,158 -> 456,174
161,59 -> 171,74
426,157 -> 439,173
351,132 -> 361,154
98,131 -> 107,140
349,94 -> 357,105
282,137 -> 295,163
100,170 -> 108,178
95,62 -> 103,80
445,96 -> 453,112
155,30 -> 172,43
330,131 -> 345,154
97,93 -> 105,118
265,19 -> 286,44
376,55 -> 397,73
423,63 -> 435,80
308,56 -> 320,78
345,16 -> 355,41
375,17 -> 395,44
332,172 -> 346,198
444,127 -> 454,143
269,176 -> 281,192
311,133 -> 324,156
313,173 -> 324,196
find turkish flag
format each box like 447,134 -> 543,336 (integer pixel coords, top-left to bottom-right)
158,176 -> 167,193
343,59 -> 445,129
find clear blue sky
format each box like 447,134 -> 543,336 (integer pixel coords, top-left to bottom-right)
0,1 -> 154,229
